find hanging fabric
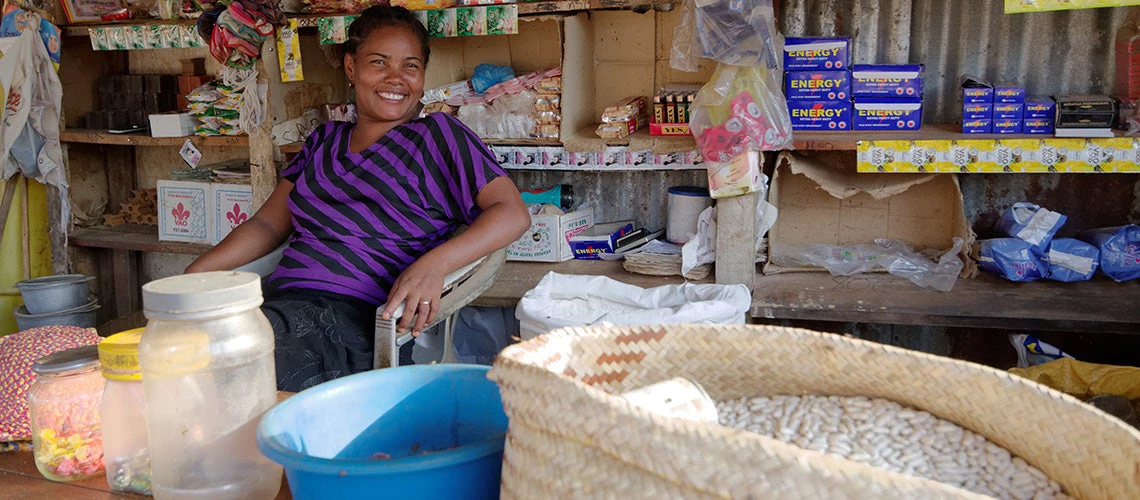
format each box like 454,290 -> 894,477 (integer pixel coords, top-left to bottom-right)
0,11 -> 66,232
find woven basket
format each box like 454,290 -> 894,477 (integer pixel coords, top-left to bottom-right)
488,325 -> 1140,499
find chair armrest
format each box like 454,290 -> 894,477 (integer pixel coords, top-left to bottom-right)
232,245 -> 287,277
373,247 -> 507,369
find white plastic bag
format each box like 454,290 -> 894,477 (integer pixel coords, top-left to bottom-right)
516,272 -> 751,340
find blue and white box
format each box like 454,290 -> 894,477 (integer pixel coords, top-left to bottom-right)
1024,97 -> 1055,119
852,64 -> 924,98
1023,118 -> 1054,135
994,119 -> 1023,134
994,83 -> 1026,104
962,119 -> 992,134
788,100 -> 852,130
963,102 -> 992,120
568,221 -> 634,260
783,37 -> 850,70
853,98 -> 922,131
785,70 -> 850,101
994,102 -> 1024,120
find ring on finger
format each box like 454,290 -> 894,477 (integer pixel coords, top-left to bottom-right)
420,300 -> 431,306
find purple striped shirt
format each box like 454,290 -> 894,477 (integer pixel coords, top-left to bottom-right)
268,113 -> 506,305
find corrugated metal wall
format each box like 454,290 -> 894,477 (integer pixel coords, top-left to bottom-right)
781,0 -> 1132,123
781,0 -> 1140,228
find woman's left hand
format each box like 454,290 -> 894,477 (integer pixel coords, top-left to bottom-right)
382,256 -> 447,336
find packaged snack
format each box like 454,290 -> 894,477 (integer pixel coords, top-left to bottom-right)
601,96 -> 647,123
535,77 -> 562,94
596,115 -> 648,139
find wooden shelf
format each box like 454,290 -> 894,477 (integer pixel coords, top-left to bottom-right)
472,259 -> 709,307
69,225 -> 213,255
62,1 -> 675,37
752,272 -> 1140,334
482,137 -> 564,146
61,129 -> 249,148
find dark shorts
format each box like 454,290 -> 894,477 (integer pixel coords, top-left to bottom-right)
262,289 -> 412,392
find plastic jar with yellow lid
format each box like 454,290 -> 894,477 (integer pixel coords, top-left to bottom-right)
99,328 -> 150,494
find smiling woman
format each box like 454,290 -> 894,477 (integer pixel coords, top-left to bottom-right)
184,6 -> 532,392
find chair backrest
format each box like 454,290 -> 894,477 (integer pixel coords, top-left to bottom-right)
232,245 -> 287,278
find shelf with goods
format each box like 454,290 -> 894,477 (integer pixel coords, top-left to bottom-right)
751,271 -> 1140,335
59,128 -> 249,147
58,0 -> 679,37
68,224 -> 212,254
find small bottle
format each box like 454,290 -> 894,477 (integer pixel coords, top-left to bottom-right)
28,345 -> 106,482
99,328 -> 151,494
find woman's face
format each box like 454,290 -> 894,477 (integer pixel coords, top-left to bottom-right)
345,25 -> 426,126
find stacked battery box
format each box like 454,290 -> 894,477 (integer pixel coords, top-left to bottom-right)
783,37 -> 852,131
961,78 -> 1055,135
851,64 -> 924,131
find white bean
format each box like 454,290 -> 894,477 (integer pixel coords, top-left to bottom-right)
717,395 -> 1070,500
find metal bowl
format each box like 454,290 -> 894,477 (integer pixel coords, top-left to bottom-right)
15,275 -> 95,315
14,299 -> 100,331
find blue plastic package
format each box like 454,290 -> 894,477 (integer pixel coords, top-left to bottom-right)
1045,238 -> 1099,282
997,202 -> 1067,252
1078,225 -> 1140,282
977,238 -> 1048,282
471,64 -> 515,94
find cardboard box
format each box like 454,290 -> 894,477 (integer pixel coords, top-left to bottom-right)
1023,118 -> 1054,135
785,70 -> 850,101
568,221 -> 634,259
1024,97 -> 1055,119
853,99 -> 922,131
962,119 -> 992,134
764,151 -> 975,276
994,83 -> 1026,104
962,102 -> 992,121
788,100 -> 852,131
994,119 -> 1023,134
994,102 -> 1024,120
158,180 -> 212,244
1055,95 -> 1117,128
507,207 -> 594,262
851,64 -> 924,98
148,112 -> 196,138
212,184 -> 253,245
783,37 -> 850,70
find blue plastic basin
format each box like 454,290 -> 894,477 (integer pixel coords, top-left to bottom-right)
256,365 -> 508,500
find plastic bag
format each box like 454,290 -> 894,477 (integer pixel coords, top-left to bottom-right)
515,272 -> 751,340
670,0 -> 782,71
1010,358 -> 1140,405
1009,334 -> 1074,368
1077,225 -> 1140,282
787,238 -> 965,292
691,64 -> 793,165
471,63 -> 514,94
976,238 -> 1048,282
1046,238 -> 1099,282
997,202 -> 1067,252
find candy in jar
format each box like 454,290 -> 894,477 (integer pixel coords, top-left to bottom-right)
27,344 -> 105,482
99,328 -> 151,494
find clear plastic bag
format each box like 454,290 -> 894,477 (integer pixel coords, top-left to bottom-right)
691,64 -> 793,163
787,238 -> 966,292
671,0 -> 783,71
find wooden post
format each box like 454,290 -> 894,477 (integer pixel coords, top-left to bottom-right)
715,190 -> 758,288
249,37 -> 278,211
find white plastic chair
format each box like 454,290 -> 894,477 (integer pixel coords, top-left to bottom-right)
234,244 -> 506,369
